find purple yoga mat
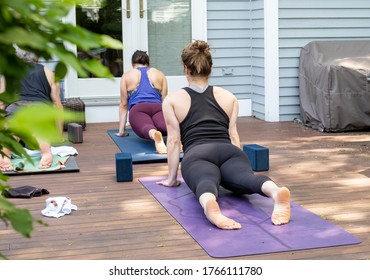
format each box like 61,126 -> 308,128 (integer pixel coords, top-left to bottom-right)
139,176 -> 361,258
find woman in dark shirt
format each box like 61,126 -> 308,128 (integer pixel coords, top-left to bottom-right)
157,40 -> 291,230
0,48 -> 62,171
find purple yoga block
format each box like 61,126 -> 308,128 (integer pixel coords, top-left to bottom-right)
243,144 -> 269,171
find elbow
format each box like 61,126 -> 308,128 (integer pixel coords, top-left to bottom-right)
167,135 -> 181,147
120,101 -> 128,110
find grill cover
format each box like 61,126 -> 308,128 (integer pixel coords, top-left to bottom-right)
299,40 -> 370,132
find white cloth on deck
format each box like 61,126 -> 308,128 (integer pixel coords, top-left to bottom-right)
24,146 -> 78,157
41,197 -> 78,218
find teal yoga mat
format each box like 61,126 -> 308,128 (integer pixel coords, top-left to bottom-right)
3,155 -> 79,176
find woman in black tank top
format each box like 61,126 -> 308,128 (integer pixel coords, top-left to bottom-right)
0,48 -> 62,172
158,40 -> 291,230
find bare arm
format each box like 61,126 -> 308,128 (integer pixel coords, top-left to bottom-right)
0,75 -> 5,110
228,96 -> 241,148
44,67 -> 62,109
116,76 -> 129,137
157,95 -> 181,186
44,67 -> 63,133
160,74 -> 168,101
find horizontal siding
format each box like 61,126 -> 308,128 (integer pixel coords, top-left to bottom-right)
279,19 -> 370,29
207,38 -> 252,48
207,20 -> 250,29
207,0 -> 252,103
207,29 -> 251,38
250,0 -> 265,118
279,0 -> 370,121
210,57 -> 251,68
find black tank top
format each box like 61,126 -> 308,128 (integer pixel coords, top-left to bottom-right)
180,86 -> 231,152
19,63 -> 52,103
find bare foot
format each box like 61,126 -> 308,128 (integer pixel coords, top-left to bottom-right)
39,152 -> 53,169
205,199 -> 242,230
153,131 -> 167,154
271,187 -> 291,225
0,156 -> 13,172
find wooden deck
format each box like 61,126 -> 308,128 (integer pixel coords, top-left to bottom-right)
1,117 -> 369,260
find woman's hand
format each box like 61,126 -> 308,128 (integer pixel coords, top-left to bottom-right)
115,131 -> 129,137
156,178 -> 181,187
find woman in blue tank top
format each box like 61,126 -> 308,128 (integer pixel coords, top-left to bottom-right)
116,50 -> 168,154
157,41 -> 291,230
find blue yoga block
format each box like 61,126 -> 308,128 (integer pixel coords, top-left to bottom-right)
243,144 -> 269,171
115,153 -> 133,182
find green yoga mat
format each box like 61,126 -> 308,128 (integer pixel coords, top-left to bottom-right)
3,155 -> 79,175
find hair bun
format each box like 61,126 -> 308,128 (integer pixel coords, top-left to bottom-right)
193,40 -> 209,53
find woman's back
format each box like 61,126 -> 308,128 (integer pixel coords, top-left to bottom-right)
179,86 -> 231,151
124,67 -> 165,94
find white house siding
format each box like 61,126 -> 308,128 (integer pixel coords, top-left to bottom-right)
278,0 -> 370,121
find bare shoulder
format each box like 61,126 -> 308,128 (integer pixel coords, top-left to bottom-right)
164,89 -> 186,105
43,66 -> 53,76
122,68 -> 139,79
213,86 -> 236,99
43,66 -> 55,83
150,67 -> 163,74
122,69 -> 140,88
149,67 -> 166,78
164,89 -> 190,121
212,86 -> 237,116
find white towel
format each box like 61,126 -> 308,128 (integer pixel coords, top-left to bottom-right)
41,197 -> 78,218
24,146 -> 78,157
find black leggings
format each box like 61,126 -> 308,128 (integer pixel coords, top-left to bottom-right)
181,142 -> 271,199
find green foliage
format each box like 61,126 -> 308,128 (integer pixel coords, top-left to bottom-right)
0,196 -> 36,238
8,104 -> 81,145
0,0 -> 123,251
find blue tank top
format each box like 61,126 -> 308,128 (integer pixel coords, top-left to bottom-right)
180,86 -> 231,152
19,63 -> 52,103
128,67 -> 162,109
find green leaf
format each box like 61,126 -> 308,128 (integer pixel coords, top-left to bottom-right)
59,24 -> 123,51
47,45 -> 89,78
100,34 -> 124,49
0,197 -> 34,238
0,27 -> 48,51
0,91 -> 20,105
0,131 -> 33,158
0,172 -> 9,182
54,62 -> 68,81
81,59 -> 114,78
59,24 -> 103,50
7,104 -> 83,143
